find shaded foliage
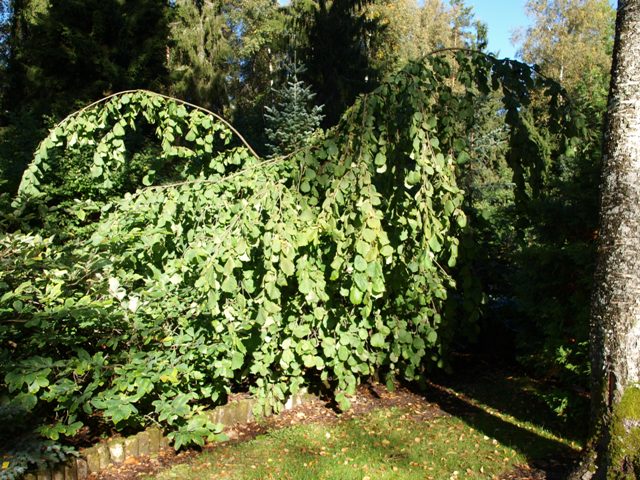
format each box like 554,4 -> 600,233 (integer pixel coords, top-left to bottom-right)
8,0 -> 170,118
297,0 -> 384,127
168,0 -> 230,113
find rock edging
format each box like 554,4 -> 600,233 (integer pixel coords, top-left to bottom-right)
24,390 -> 313,480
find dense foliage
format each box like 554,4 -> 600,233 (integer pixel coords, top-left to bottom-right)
0,0 -> 492,193
297,0 -> 383,126
168,0 -> 230,112
6,0 -> 170,118
0,2 -> 620,478
0,52 -> 583,464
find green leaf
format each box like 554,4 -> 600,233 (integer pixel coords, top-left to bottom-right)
338,345 -> 350,362
303,355 -> 316,368
444,200 -> 454,216
231,351 -> 244,370
327,141 -> 339,157
299,278 -> 314,295
107,402 -> 137,425
380,245 -> 394,257
335,392 -> 351,411
428,236 -> 442,253
405,171 -> 421,186
281,349 -> 295,366
113,123 -> 126,137
281,257 -> 295,276
221,276 -> 237,293
349,286 -> 363,305
354,255 -> 368,272
292,324 -> 311,338
370,333 -> 386,348
456,151 -> 470,164
362,229 -> 377,242
353,272 -> 368,292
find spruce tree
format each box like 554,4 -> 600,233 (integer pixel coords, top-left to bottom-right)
298,0 -> 382,127
8,0 -> 170,118
264,61 -> 324,156
168,0 -> 230,113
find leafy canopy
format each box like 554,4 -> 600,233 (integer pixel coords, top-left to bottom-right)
1,50 -> 582,451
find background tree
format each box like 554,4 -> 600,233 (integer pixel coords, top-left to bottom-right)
478,0 -> 616,421
364,0 -> 487,76
0,0 -> 171,194
264,61 -> 324,156
2,0 -> 48,114
0,0 -> 10,110
224,0 -> 288,150
297,0 -> 383,127
443,0 -> 487,50
515,0 -> 616,100
168,0 -> 230,113
0,0 -> 50,193
9,0 -> 170,118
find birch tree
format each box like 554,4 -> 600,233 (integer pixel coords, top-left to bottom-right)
571,1 -> 640,477
516,0 -> 615,98
364,0 -> 486,76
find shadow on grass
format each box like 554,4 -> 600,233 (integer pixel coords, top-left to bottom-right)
421,378 -> 580,479
434,355 -> 589,444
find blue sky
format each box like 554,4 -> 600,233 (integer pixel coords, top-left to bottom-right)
465,0 -> 531,59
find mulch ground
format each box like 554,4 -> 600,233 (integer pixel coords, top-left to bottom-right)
92,382 -> 566,480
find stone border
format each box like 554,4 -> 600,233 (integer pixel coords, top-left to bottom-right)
24,390 -> 313,480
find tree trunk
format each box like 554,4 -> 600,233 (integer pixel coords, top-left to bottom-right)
571,1 -> 640,478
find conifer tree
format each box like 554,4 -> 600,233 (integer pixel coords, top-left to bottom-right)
264,61 -> 324,156
298,0 -> 382,127
168,0 -> 230,113
8,0 -> 170,118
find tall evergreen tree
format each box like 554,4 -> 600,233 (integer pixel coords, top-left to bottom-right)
168,0 -> 230,113
3,0 -> 49,114
297,0 -> 383,127
0,0 -> 170,194
9,0 -> 170,118
225,0 -> 289,150
0,0 -> 10,115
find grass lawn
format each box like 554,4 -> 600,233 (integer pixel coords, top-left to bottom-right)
146,365 -> 583,480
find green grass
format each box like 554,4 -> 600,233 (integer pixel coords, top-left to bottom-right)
148,372 -> 582,480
